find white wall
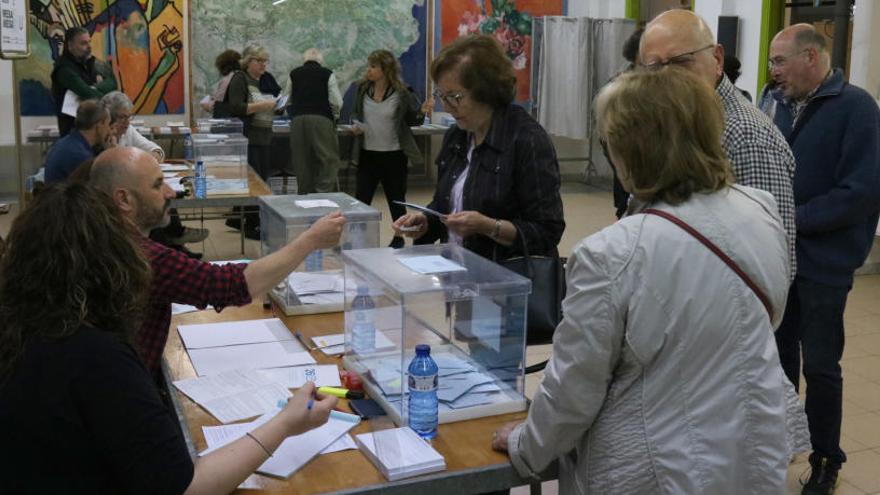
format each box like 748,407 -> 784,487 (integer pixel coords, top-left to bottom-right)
850,0 -> 880,99
694,0 -> 764,97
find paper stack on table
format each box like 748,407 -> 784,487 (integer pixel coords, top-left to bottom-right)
173,369 -> 291,423
178,318 -> 315,376
311,332 -> 395,356
355,427 -> 446,481
287,271 -> 345,306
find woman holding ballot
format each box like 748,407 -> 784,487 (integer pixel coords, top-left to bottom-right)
351,49 -> 430,249
392,35 -> 564,261
0,182 -> 337,494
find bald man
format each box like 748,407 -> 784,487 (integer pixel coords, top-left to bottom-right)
640,10 -> 797,282
765,25 -> 880,493
90,147 -> 346,378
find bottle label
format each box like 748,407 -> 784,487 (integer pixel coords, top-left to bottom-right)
408,374 -> 437,392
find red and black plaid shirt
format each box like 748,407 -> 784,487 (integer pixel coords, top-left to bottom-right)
138,237 -> 251,372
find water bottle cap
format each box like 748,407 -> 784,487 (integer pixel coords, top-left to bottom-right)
415,344 -> 430,355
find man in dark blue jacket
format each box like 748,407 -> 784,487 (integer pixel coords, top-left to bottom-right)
767,24 -> 880,495
44,100 -> 111,183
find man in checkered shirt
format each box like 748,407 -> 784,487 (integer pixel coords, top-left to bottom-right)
640,10 -> 797,280
90,147 -> 346,380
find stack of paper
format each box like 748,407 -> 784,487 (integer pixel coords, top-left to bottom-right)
287,271 -> 344,305
173,369 -> 291,423
201,409 -> 361,478
311,332 -> 395,356
178,318 -> 315,376
355,427 -> 446,481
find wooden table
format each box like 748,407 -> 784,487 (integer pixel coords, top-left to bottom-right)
163,301 -> 555,494
169,165 -> 273,252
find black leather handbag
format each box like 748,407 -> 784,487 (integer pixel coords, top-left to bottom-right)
498,226 -> 566,347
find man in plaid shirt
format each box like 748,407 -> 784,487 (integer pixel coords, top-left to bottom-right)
640,10 -> 797,279
90,147 -> 346,377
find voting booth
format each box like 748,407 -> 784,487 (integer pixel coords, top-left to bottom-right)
259,193 -> 382,315
342,244 -> 530,425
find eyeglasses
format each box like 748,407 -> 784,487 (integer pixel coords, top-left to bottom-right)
432,88 -> 464,108
768,49 -> 809,70
253,57 -> 269,64
642,44 -> 715,70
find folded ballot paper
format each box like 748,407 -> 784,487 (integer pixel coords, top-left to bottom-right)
355,427 -> 446,481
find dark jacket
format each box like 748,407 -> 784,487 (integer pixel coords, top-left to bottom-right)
288,61 -> 333,121
51,51 -> 116,136
44,129 -> 95,184
770,69 -> 880,287
350,81 -> 425,166
419,104 -> 565,260
223,70 -> 280,145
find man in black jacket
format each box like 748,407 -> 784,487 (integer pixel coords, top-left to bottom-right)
51,27 -> 117,137
287,48 -> 343,193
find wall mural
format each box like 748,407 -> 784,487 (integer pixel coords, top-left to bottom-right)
17,0 -> 185,116
439,0 -> 565,104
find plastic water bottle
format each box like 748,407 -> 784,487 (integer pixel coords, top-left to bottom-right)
194,160 -> 207,199
304,249 -> 323,271
408,344 -> 439,440
183,131 -> 193,162
351,286 -> 375,354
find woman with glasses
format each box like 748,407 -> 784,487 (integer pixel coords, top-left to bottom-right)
491,68 -> 798,494
0,182 -> 337,493
350,49 -> 431,249
225,44 -> 282,238
393,34 -> 564,262
99,91 -> 164,161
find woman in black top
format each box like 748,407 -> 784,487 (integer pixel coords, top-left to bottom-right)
392,35 -> 564,261
0,183 -> 336,494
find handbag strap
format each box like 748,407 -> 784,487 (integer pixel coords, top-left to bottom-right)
642,208 -> 773,320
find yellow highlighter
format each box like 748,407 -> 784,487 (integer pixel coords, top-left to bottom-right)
317,386 -> 365,400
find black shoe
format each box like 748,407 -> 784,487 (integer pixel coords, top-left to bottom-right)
174,244 -> 203,260
244,225 -> 261,241
802,454 -> 840,495
389,236 -> 405,249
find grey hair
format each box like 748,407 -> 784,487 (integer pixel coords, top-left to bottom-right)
794,28 -> 828,52
303,48 -> 324,64
99,91 -> 133,124
240,44 -> 269,69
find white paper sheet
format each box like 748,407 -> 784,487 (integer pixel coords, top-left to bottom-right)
188,341 -> 315,376
355,427 -> 445,481
320,433 -> 357,454
392,200 -> 448,219
256,364 -> 341,388
313,332 -> 395,356
398,255 -> 467,274
259,410 -> 360,478
61,90 -> 80,117
294,199 -> 339,208
160,163 -> 189,172
288,271 -> 344,295
173,369 -> 291,423
178,318 -> 295,349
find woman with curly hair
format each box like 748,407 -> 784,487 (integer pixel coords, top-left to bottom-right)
200,49 -> 242,116
0,182 -> 336,493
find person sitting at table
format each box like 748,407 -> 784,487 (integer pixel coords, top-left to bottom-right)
0,181 -> 338,494
90,147 -> 346,381
44,99 -> 111,183
491,68 -> 801,493
351,49 -> 432,249
392,34 -> 564,261
98,91 -> 209,251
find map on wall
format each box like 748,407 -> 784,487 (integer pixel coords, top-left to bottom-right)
16,0 -> 185,116
191,0 -> 427,115
440,0 -> 565,104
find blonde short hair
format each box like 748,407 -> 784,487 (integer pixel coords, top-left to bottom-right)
240,44 -> 269,69
595,68 -> 732,205
303,48 -> 324,64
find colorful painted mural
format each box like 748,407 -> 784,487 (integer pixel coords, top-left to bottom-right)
440,0 -> 565,103
17,0 -> 184,116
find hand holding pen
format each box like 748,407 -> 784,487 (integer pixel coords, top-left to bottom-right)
278,382 -> 337,436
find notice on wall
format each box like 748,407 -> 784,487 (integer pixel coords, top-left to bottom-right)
0,0 -> 27,57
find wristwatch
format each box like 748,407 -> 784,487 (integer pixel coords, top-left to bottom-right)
491,218 -> 502,240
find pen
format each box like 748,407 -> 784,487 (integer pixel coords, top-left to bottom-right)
294,331 -> 317,351
318,386 -> 365,400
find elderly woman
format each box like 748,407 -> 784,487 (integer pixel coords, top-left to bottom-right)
393,34 -> 564,262
0,182 -> 337,493
200,49 -> 242,117
99,91 -> 164,161
491,68 -> 802,494
351,49 -> 431,248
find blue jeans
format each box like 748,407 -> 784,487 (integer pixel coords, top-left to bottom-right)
775,277 -> 848,464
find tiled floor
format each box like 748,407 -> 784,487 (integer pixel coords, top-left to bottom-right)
4,183 -> 880,494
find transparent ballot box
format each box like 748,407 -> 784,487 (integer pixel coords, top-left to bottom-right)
191,133 -> 249,196
342,244 -> 531,425
194,118 -> 244,135
259,193 -> 381,315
